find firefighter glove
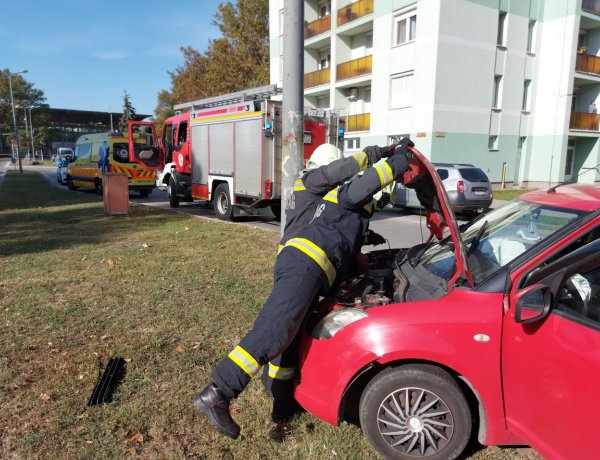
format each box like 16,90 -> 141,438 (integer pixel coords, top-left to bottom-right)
376,192 -> 391,209
393,138 -> 415,158
364,230 -> 386,246
380,143 -> 398,158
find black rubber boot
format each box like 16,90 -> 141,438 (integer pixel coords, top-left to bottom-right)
192,383 -> 240,439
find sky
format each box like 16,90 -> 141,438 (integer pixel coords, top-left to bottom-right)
0,0 -> 226,116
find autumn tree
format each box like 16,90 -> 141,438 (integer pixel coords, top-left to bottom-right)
0,69 -> 48,155
118,90 -> 137,133
155,0 -> 269,120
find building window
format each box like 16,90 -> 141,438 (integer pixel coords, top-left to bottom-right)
493,75 -> 502,109
497,12 -> 507,46
390,73 -> 414,109
488,135 -> 498,150
527,20 -> 536,52
394,9 -> 417,46
522,79 -> 531,111
346,137 -> 360,151
318,48 -> 330,70
319,1 -> 331,18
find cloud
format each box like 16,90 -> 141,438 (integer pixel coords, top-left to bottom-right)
93,50 -> 129,60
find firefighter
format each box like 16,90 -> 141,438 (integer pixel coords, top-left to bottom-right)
265,142 -> 396,424
193,139 -> 417,439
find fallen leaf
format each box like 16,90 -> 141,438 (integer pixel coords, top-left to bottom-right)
107,259 -> 114,267
40,393 -> 51,401
125,433 -> 144,444
86,440 -> 93,445
100,335 -> 109,340
81,255 -> 87,261
176,346 -> 185,353
76,413 -> 88,419
142,243 -> 149,248
184,227 -> 189,231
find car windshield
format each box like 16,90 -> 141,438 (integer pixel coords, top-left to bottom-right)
415,198 -> 585,285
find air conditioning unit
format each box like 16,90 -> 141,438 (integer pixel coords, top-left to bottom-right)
347,87 -> 358,101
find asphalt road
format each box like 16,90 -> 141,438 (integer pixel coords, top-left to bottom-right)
4,161 -> 471,249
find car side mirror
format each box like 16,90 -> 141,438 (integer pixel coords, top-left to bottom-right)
515,284 -> 552,323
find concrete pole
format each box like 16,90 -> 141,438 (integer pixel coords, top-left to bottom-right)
280,0 -> 304,236
22,107 -> 30,157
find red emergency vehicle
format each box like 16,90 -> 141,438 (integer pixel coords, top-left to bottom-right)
157,85 -> 344,220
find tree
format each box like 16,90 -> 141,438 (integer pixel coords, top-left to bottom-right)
0,69 -> 47,156
158,0 -> 269,113
153,90 -> 177,135
118,90 -> 137,133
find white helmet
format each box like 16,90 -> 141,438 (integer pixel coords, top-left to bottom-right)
306,143 -> 343,169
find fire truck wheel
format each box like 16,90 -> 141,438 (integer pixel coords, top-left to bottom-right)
270,204 -> 281,220
168,177 -> 179,208
95,179 -> 103,195
214,183 -> 233,221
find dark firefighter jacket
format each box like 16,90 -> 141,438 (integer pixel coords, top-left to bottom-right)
279,148 -> 386,250
281,153 -> 409,295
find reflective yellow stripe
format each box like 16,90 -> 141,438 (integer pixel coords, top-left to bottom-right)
363,201 -> 373,213
277,244 -> 284,254
353,152 -> 368,171
323,189 -> 338,204
285,238 -> 336,285
268,362 -> 295,380
228,346 -> 260,377
293,178 -> 306,192
374,162 -> 394,188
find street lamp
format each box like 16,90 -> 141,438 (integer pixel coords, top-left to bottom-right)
7,69 -> 29,173
26,106 -> 38,159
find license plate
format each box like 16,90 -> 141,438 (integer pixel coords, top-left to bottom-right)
474,191 -> 486,196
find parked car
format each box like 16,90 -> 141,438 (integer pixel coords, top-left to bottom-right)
294,148 -> 600,459
395,163 -> 493,217
56,158 -> 69,184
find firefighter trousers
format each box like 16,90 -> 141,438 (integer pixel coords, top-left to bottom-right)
211,249 -> 323,400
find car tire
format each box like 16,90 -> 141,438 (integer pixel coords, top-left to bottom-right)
95,179 -> 103,196
214,183 -> 233,221
359,364 -> 471,460
67,177 -> 78,190
168,177 -> 179,208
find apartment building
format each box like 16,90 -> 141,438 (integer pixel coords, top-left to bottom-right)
269,0 -> 600,186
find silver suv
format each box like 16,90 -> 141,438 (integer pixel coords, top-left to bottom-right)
395,163 -> 493,217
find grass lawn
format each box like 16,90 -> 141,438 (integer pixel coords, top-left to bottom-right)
492,188 -> 536,201
0,171 -> 539,459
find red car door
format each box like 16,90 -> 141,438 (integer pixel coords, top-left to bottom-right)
502,234 -> 600,459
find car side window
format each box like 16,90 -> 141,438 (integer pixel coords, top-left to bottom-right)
436,169 -> 449,181
557,267 -> 600,324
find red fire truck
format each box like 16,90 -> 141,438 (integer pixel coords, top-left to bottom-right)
157,85 -> 344,220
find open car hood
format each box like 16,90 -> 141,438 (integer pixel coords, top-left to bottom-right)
408,147 -> 474,288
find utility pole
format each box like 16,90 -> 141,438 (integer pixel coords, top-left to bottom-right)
280,0 -> 304,236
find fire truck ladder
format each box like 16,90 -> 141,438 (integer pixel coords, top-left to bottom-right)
174,84 -> 282,112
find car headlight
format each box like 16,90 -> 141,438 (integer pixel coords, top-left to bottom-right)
310,308 -> 368,340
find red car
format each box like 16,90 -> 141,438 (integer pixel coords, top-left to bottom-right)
295,149 -> 600,460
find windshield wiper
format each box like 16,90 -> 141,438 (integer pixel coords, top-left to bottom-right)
467,220 -> 488,256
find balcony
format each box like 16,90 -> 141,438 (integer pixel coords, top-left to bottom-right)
337,55 -> 372,81
304,68 -> 330,89
570,112 -> 600,130
337,0 -> 374,27
582,0 -> 600,15
343,113 -> 370,132
576,52 -> 600,75
304,16 -> 331,40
